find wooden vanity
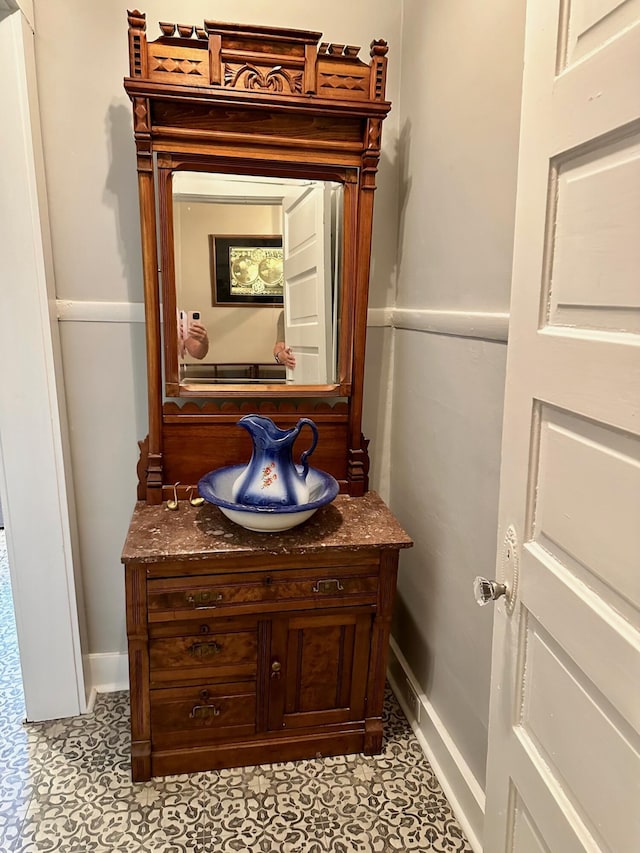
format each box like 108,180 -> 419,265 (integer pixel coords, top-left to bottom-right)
122,494 -> 411,781
121,12 -> 411,780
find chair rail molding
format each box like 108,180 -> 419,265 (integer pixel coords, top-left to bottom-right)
368,307 -> 509,342
58,301 -> 508,343
57,300 -> 146,324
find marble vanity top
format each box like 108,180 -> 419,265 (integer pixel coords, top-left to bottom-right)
121,492 -> 413,564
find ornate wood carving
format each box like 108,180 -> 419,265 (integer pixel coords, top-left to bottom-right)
162,400 -> 349,417
347,437 -> 370,498
132,97 -> 149,133
136,437 -> 148,501
150,54 -> 205,76
132,96 -> 153,173
127,10 -> 148,78
369,40 -> 389,101
125,11 -> 388,107
319,43 -> 361,58
367,118 -> 382,151
223,63 -> 303,94
318,71 -> 367,92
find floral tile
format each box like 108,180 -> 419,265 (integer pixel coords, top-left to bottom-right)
0,815 -> 24,853
0,770 -> 36,825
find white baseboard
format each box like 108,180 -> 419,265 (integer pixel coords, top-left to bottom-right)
387,637 -> 485,853
87,652 -> 129,700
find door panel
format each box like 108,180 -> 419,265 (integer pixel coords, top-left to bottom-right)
484,1 -> 640,850
548,137 -> 640,333
268,609 -> 371,732
522,545 -> 640,734
506,771 -> 588,853
284,622 -> 355,713
520,617 -> 638,853
533,407 -> 640,606
562,0 -> 640,67
510,794 -> 551,853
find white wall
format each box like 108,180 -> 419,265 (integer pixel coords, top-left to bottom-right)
32,0 -> 401,659
385,0 -> 526,842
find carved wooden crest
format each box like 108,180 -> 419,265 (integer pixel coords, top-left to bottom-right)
126,10 -> 388,106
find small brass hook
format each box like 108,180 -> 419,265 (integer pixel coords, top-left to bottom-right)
188,486 -> 205,508
166,481 -> 180,511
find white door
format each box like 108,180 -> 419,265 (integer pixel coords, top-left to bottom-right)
0,7 -> 87,720
282,183 -> 332,384
484,2 -> 640,851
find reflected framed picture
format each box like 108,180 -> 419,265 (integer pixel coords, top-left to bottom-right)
209,235 -> 284,306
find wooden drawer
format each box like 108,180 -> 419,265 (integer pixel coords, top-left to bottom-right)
151,682 -> 256,748
147,564 -> 379,621
149,625 -> 257,685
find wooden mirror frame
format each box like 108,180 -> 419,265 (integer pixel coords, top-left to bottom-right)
124,11 -> 390,504
158,157 -> 357,399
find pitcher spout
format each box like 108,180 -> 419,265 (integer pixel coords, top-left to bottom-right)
237,414 -> 296,449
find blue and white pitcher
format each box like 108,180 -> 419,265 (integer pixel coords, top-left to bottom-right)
232,415 -> 319,507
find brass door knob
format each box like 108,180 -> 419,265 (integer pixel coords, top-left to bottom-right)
271,661 -> 282,678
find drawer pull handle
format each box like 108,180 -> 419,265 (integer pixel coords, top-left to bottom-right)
189,704 -> 221,720
188,641 -> 221,658
312,579 -> 345,594
185,591 -> 223,608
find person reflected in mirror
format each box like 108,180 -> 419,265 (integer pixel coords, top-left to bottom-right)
179,311 -> 210,360
273,309 -> 296,369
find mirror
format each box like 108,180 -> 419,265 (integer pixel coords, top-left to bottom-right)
172,171 -> 343,388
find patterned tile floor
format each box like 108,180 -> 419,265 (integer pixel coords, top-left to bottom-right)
0,530 -> 472,852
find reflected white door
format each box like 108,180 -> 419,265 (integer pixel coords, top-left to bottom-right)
282,184 -> 332,384
484,2 -> 640,851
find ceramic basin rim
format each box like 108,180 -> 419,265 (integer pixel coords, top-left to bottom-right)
198,465 -> 339,514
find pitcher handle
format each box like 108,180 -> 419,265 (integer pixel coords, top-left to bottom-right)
296,418 -> 318,479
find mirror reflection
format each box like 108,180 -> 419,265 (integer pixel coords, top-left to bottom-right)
172,171 -> 343,387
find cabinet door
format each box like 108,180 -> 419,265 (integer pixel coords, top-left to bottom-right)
267,609 -> 372,732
